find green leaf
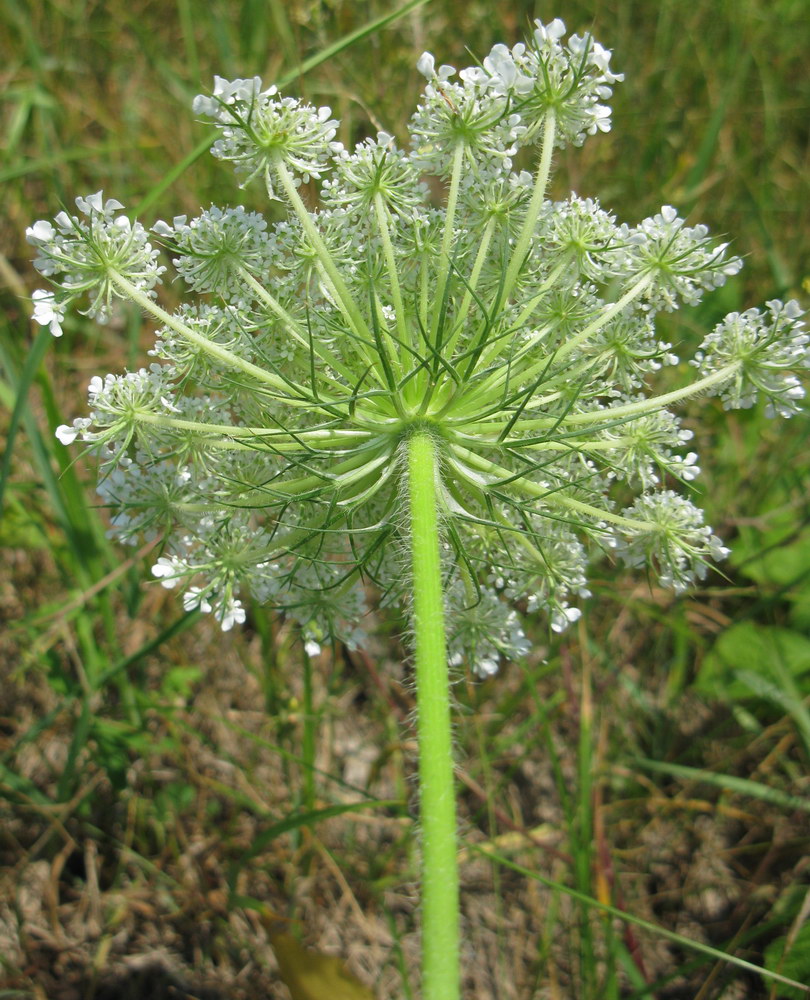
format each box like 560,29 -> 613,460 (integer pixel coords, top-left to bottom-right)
160,665 -> 203,699
235,799 -> 403,869
736,528 -> 810,590
734,525 -> 810,630
133,0 -> 431,216
763,920 -> 810,999
476,845 -> 810,994
695,622 -> 810,701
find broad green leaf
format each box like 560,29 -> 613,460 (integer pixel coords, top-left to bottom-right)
763,920 -> 810,999
695,622 -> 810,701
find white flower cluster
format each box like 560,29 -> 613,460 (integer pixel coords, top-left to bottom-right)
27,191 -> 165,333
323,133 -> 426,219
410,17 -> 623,173
692,299 -> 808,416
447,584 -> 532,678
411,53 -> 525,174
470,18 -> 623,147
154,206 -> 275,299
625,205 -> 743,311
30,18 -> 806,672
55,366 -> 179,455
614,492 -> 731,593
149,303 -> 256,385
191,75 -> 341,199
595,410 -> 699,490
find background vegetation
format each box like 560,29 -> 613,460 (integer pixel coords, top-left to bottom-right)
1,1 -> 808,997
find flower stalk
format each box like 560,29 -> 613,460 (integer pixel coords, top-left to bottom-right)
407,429 -> 460,1000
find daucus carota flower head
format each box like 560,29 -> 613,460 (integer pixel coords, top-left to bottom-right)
191,75 -> 342,198
27,192 -> 165,326
31,19 -> 807,675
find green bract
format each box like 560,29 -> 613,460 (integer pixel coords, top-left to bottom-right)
31,19 -> 807,661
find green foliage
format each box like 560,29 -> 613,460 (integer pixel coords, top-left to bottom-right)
764,921 -> 810,1000
696,622 -> 810,702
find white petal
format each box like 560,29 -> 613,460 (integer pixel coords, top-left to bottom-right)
416,52 -> 435,79
26,220 -> 55,242
55,423 -> 78,445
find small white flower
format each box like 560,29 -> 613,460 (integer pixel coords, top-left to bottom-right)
416,52 -> 435,79
27,194 -> 165,324
152,556 -> 185,588
31,289 -> 65,337
218,597 -> 246,631
193,77 -> 341,197
551,605 -> 582,633
183,586 -> 213,613
692,300 -> 809,416
26,220 -> 55,243
55,423 -> 79,445
534,17 -> 567,44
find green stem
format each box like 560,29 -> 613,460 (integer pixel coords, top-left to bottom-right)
446,444 -> 652,531
301,644 -> 316,811
419,251 -> 429,334
516,364 -> 737,431
462,260 -> 568,389
512,258 -> 569,330
237,268 -> 359,386
443,215 -> 496,358
110,274 -> 304,398
407,430 -> 460,1000
273,157 -> 370,342
431,142 -> 466,345
313,260 -> 388,386
550,273 -> 653,365
374,193 -> 410,365
465,274 -> 654,415
132,411 -> 373,448
501,111 -> 556,303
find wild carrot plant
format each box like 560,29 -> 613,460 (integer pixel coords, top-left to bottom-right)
28,17 -> 808,999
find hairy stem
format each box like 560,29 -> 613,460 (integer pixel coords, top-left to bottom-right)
374,193 -> 410,364
132,411 -> 374,448
444,215 -> 496,358
550,273 -> 653,365
407,430 -> 460,1000
237,269 -> 359,386
447,443 -> 652,531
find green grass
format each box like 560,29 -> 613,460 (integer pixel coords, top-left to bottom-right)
1,1 -> 809,997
